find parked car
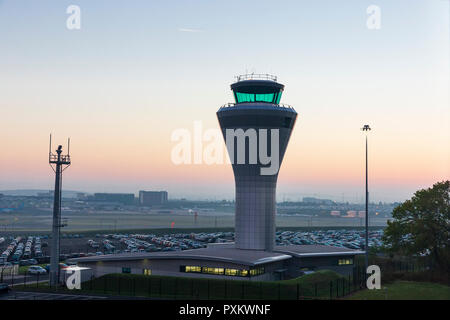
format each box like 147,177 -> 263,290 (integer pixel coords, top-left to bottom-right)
28,266 -> 47,275
19,259 -> 32,266
0,283 -> 10,293
35,256 -> 50,264
44,263 -> 69,272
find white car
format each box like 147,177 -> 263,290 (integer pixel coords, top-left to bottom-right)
28,266 -> 47,275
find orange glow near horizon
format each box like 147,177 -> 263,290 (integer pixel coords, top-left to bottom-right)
1,121 -> 447,202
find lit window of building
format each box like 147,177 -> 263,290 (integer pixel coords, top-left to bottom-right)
202,267 -> 225,275
239,269 -> 248,277
143,269 -> 152,275
249,267 -> 264,276
180,265 -> 264,277
225,268 -> 239,276
185,266 -> 202,273
338,258 -> 353,265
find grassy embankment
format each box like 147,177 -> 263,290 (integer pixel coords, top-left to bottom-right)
346,281 -> 450,300
15,270 -> 347,300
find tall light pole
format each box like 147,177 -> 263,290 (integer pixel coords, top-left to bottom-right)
49,135 -> 71,286
361,125 -> 371,272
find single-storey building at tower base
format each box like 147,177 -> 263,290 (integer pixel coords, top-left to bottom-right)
69,243 -> 363,281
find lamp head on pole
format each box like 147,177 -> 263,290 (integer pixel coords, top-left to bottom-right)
361,124 -> 371,132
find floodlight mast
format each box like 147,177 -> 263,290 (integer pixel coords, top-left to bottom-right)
48,134 -> 71,286
361,125 -> 371,273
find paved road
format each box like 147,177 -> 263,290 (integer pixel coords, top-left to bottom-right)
0,290 -> 107,300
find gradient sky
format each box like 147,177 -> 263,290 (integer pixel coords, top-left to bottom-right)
0,0 -> 449,203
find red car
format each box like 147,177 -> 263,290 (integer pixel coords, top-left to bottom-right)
44,263 -> 69,272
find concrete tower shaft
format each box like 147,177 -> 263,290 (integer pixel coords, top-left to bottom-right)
217,76 -> 297,251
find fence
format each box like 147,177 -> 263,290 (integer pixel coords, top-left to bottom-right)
0,267 -> 45,288
0,265 -> 19,280
371,259 -> 429,274
80,273 -> 367,300
8,259 -> 432,299
5,267 -> 368,299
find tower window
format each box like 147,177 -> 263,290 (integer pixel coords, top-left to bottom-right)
234,91 -> 282,104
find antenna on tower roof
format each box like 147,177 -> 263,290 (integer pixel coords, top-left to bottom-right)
49,133 -> 52,156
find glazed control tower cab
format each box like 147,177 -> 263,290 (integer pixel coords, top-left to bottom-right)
217,74 -> 297,251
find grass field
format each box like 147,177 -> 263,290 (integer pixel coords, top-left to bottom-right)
346,281 -> 450,300
0,210 -> 389,232
280,270 -> 350,298
18,264 -> 47,275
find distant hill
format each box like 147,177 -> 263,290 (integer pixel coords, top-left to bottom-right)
0,189 -> 84,198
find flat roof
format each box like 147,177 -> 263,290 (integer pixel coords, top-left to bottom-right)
68,243 -> 363,266
69,243 -> 291,267
274,245 -> 365,258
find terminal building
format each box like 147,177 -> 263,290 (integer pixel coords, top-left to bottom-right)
70,75 -> 363,281
139,191 -> 168,206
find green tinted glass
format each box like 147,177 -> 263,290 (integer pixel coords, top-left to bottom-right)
255,93 -> 274,102
235,91 -> 282,104
275,91 -> 282,104
235,92 -> 255,103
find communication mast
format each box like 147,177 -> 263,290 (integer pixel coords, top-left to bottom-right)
48,134 -> 71,286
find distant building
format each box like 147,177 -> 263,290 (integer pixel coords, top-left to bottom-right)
93,193 -> 135,205
139,191 -> 168,206
76,192 -> 87,200
37,190 -> 53,198
330,211 -> 340,217
303,197 -> 335,205
344,210 -> 357,218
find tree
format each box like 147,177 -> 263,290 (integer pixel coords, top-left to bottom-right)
382,181 -> 450,271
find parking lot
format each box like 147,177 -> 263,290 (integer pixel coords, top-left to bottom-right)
1,229 -> 384,269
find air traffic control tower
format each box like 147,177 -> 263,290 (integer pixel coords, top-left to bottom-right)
217,74 -> 297,251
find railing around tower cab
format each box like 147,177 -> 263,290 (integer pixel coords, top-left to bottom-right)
235,73 -> 277,82
219,102 -> 295,111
